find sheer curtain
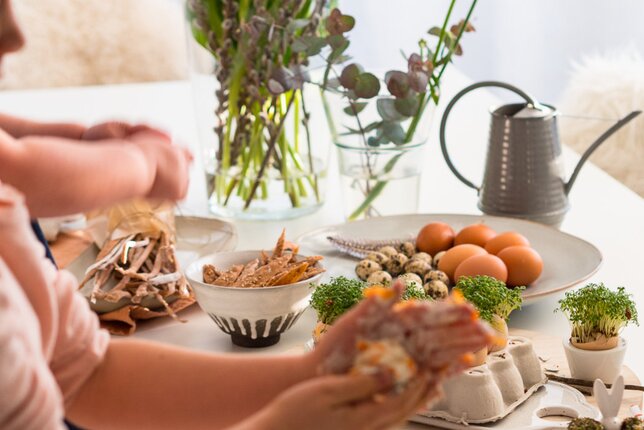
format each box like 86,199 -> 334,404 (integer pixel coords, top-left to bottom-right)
342,0 -> 644,103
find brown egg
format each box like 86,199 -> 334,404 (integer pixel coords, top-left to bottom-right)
485,231 -> 530,255
437,244 -> 487,282
497,246 -> 543,287
454,223 -> 497,247
454,254 -> 508,283
416,222 -> 455,256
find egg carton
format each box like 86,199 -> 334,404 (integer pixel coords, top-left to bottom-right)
421,336 -> 547,424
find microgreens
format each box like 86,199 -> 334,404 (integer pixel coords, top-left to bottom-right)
556,283 -> 638,343
310,276 -> 365,325
455,276 -> 524,322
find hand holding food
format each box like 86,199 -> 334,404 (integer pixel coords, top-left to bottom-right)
313,281 -> 491,395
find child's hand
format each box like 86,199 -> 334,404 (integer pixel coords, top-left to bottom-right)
81,121 -> 170,141
126,129 -> 192,201
237,373 -> 429,430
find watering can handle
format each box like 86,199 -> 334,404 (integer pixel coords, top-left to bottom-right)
439,81 -> 539,192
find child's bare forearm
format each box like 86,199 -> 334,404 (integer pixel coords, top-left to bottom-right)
0,113 -> 86,139
67,339 -> 315,430
0,132 -> 155,217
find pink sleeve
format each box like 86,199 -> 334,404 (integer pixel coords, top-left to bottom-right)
0,258 -> 66,430
49,269 -> 110,408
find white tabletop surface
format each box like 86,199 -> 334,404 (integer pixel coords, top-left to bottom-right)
1,68 -> 643,426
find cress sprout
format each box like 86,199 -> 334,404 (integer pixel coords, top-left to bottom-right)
454,275 -> 524,322
556,283 -> 638,344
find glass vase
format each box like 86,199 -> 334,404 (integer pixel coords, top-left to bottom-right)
186,20 -> 330,221
326,91 -> 435,220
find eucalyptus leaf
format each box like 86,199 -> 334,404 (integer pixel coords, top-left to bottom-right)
428,26 -> 442,37
382,122 -> 406,145
327,34 -> 348,50
339,63 -> 363,89
354,73 -> 380,99
287,19 -> 310,33
408,70 -> 429,92
326,9 -> 355,35
394,95 -> 420,117
377,97 -> 407,122
331,54 -> 351,64
367,136 -> 381,147
343,102 -> 368,116
292,35 -> 326,55
385,70 -> 410,98
267,79 -> 285,95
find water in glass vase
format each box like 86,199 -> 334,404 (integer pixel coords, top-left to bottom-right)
340,170 -> 421,220
205,157 -> 327,220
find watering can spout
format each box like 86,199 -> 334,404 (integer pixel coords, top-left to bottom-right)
564,110 -> 641,195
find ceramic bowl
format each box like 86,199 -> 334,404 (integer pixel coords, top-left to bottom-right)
185,250 -> 324,348
563,337 -> 626,383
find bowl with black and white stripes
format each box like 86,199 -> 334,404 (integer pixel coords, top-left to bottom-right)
185,250 -> 324,348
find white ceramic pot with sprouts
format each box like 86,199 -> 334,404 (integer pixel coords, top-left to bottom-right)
557,284 -> 638,383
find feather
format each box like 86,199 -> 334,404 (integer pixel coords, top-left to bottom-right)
326,235 -> 415,259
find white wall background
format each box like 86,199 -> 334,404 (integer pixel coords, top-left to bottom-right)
340,0 -> 644,104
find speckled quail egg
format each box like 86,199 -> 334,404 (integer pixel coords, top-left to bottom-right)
356,259 -> 382,281
411,252 -> 433,264
366,251 -> 389,266
404,259 -> 433,278
397,272 -> 423,288
424,280 -> 449,300
432,251 -> 447,268
384,253 -> 409,276
378,246 -> 399,258
424,269 -> 450,286
399,242 -> 416,258
367,270 -> 393,286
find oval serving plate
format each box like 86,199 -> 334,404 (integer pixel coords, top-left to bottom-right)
296,214 -> 602,305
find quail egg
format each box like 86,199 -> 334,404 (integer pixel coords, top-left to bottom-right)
367,270 -> 393,286
424,280 -> 449,300
404,259 -> 432,278
356,259 -> 382,281
384,253 -> 409,276
378,246 -> 399,258
399,242 -> 416,258
411,252 -> 433,264
432,251 -> 446,268
366,251 -> 389,266
397,272 -> 423,288
423,269 -> 450,286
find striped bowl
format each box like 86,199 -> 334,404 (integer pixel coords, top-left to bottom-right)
185,250 -> 323,348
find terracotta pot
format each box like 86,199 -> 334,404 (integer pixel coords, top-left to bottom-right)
563,337 -> 626,383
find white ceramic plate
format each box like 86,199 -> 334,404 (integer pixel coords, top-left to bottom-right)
296,214 -> 602,305
69,216 -> 238,313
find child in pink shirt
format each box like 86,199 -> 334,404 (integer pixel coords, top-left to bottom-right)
0,1 -> 490,428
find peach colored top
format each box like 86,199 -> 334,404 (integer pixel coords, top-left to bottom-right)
0,184 -> 109,429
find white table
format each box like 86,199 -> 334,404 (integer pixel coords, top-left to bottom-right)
1,69 -> 643,419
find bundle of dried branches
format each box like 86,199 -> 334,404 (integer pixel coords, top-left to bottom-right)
79,230 -> 192,321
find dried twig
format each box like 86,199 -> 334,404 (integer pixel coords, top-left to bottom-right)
546,373 -> 644,392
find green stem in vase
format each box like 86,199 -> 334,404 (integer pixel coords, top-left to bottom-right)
244,95 -> 296,209
348,153 -> 403,220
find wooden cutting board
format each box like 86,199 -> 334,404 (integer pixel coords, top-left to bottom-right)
511,329 -> 642,418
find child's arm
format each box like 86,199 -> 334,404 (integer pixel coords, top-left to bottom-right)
67,340 -> 317,430
0,128 -> 190,217
0,113 -> 86,139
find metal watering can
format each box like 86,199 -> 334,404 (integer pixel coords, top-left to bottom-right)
439,81 -> 641,226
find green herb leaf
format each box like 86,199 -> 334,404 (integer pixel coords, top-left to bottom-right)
556,283 -> 639,342
310,277 -> 366,325
455,276 -> 524,322
394,95 -> 421,117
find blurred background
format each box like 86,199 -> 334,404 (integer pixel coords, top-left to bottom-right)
2,0 -> 642,195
